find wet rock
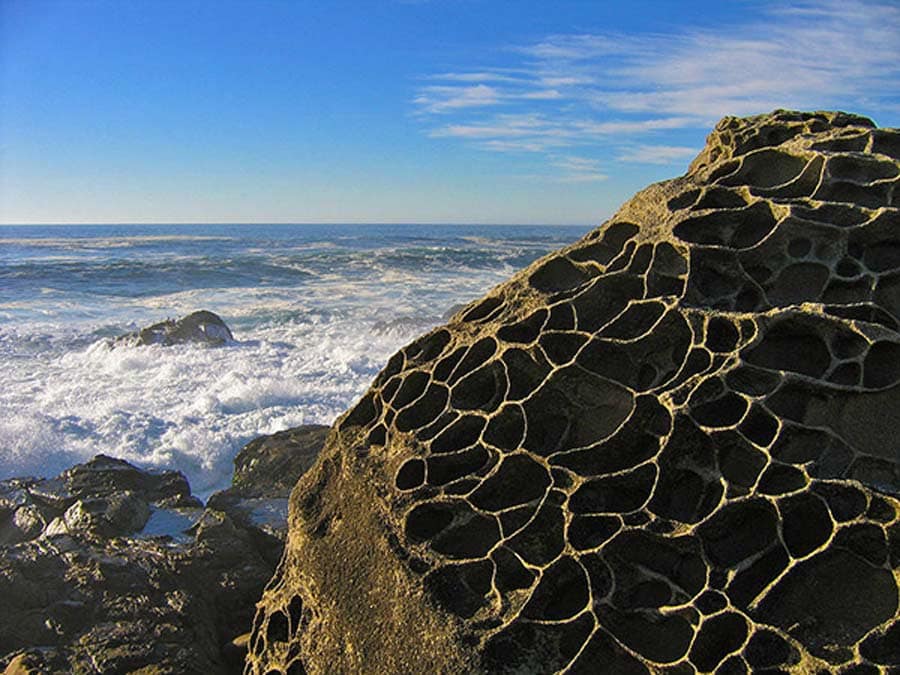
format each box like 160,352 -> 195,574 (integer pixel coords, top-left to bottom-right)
247,111 -> 900,675
0,429 -> 327,674
207,425 -> 329,563
116,310 -> 235,347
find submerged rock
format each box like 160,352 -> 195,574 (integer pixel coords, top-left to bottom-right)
248,111 -> 900,675
0,426 -> 328,674
116,309 -> 235,347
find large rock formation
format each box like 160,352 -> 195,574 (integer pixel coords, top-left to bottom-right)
247,111 -> 900,674
0,426 -> 327,674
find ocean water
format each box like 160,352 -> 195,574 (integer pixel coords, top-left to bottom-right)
0,223 -> 590,497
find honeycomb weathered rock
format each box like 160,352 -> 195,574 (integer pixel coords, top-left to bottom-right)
247,110 -> 900,675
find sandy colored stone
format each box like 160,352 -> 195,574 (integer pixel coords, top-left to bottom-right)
248,110 -> 900,674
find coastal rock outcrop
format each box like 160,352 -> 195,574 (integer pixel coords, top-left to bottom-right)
0,426 -> 327,674
116,309 -> 235,347
247,111 -> 900,674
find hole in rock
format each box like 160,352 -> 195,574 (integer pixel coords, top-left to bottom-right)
395,383 -> 448,432
768,263 -> 831,305
568,514 -> 620,551
433,346 -> 466,382
340,391 -> 379,430
863,341 -> 900,388
744,319 -> 832,378
430,414 -> 485,454
859,619 -> 900,665
483,404 -> 526,451
492,547 -> 535,592
392,371 -> 430,409
744,628 -> 799,669
828,362 -> 860,385
502,348 -> 553,400
739,406 -> 779,446
427,446 -> 491,486
506,502 -> 566,566
725,365 -> 781,396
690,392 -> 748,428
571,274 -> 644,332
758,464 -> 807,495
570,464 -> 657,514
539,331 -> 588,366
627,244 -> 654,275
266,611 -> 289,644
425,560 -> 493,619
668,189 -> 701,210
689,612 -> 749,673
469,454 -> 550,512
431,510 -> 501,559
546,303 -> 576,330
596,605 -> 693,665
405,502 -> 457,542
287,596 -> 304,633
462,296 -> 503,322
812,482 -> 867,522
752,549 -> 899,658
395,459 -> 425,491
695,187 -> 748,210
781,493 -> 833,558
834,523 -> 888,567
405,329 -> 451,365
447,337 -> 497,385
696,590 -> 727,615
836,257 -> 861,278
450,361 -> 506,412
722,149 -> 808,188
498,308 -> 547,344
866,495 -> 896,522
522,557 -> 590,621
601,301 -> 665,340
787,238 -> 812,258
529,256 -> 591,293
717,435 -> 767,487
698,499 -> 778,567
706,317 -> 739,353
726,544 -> 790,607
482,614 -> 594,675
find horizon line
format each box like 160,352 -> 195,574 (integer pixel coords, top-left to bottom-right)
0,220 -> 598,227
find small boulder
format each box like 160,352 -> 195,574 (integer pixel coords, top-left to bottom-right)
116,310 -> 234,347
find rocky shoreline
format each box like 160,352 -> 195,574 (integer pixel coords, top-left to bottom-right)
0,425 -> 329,674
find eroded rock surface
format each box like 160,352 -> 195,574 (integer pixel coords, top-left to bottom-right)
1,426 -> 327,674
248,111 -> 900,675
116,309 -> 235,347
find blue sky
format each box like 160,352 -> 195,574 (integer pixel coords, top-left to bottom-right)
1,0 -> 899,225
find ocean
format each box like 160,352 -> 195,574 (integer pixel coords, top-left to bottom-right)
0,223 -> 590,497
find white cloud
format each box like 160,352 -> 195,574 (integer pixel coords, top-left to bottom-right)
617,145 -> 699,165
413,0 -> 900,179
413,84 -> 501,113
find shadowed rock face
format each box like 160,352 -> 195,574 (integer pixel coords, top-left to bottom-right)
247,111 -> 900,675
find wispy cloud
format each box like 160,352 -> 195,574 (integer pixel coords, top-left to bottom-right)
413,0 -> 900,178
617,145 -> 699,165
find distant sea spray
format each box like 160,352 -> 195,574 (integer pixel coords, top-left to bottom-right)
0,223 -> 589,496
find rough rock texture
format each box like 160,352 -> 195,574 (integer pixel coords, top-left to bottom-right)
116,309 -> 235,347
247,111 -> 900,675
208,425 -> 330,564
1,427 -> 327,674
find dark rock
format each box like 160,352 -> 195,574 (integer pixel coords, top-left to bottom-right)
206,425 -> 330,563
247,111 -> 900,675
116,310 -> 235,347
0,427 -> 327,674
